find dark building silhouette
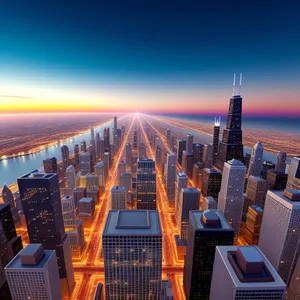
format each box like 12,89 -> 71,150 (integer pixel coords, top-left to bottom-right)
213,117 -> 221,158
202,168 -> 222,199
61,145 -> 69,168
43,157 -> 58,173
81,140 -> 87,152
177,140 -> 186,165
267,170 -> 288,190
74,144 -> 80,166
260,160 -> 275,179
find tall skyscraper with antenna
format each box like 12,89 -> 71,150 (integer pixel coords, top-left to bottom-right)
213,116 -> 221,158
215,73 -> 244,171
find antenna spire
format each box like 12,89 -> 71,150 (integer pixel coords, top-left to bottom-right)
239,73 -> 242,95
232,73 -> 236,96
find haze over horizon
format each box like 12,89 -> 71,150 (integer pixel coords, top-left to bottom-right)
1,1 -> 299,115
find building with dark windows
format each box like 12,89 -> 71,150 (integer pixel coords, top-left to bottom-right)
136,158 -> 156,210
266,170 -> 288,190
42,157 -> 58,173
0,204 -> 23,299
2,185 -> 21,227
17,171 -> 74,298
201,168 -> 222,199
182,150 -> 195,178
61,145 -> 69,168
74,144 -> 80,166
103,127 -> 110,150
215,74 -> 244,171
192,143 -> 204,162
213,116 -> 221,158
177,140 -> 186,165
133,129 -> 138,150
243,205 -> 263,245
183,210 -> 234,300
81,140 -> 87,152
260,160 -> 275,179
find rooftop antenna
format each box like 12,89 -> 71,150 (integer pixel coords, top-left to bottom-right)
238,73 -> 243,95
214,116 -> 221,126
232,73 -> 236,96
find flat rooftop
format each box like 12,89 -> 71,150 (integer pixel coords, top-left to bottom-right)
267,190 -> 300,209
79,197 -> 93,203
104,210 -> 162,236
19,170 -> 56,180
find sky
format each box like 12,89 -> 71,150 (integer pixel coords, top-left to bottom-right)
0,1 -> 299,116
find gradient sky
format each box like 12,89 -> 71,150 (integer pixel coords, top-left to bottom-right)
0,1 -> 299,115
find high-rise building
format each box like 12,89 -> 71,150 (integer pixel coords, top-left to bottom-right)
213,116 -> 221,158
210,246 -> 286,300
103,151 -> 110,179
133,129 -> 138,150
243,205 -> 263,245
201,168 -> 222,199
95,161 -> 106,191
0,204 -> 23,299
119,173 -> 132,203
176,188 -> 200,240
203,144 -> 213,168
184,210 -> 234,299
2,185 -> 21,227
215,74 -> 244,171
259,189 -> 300,283
78,197 -> 95,228
110,186 -> 127,209
244,176 -> 268,214
247,141 -> 264,177
89,139 -> 97,166
98,138 -> 105,161
66,165 -> 76,190
118,160 -> 126,180
17,171 -> 74,298
175,173 -> 188,216
192,161 -> 204,189
161,280 -> 174,300
202,196 -> 217,211
192,143 -> 203,162
177,140 -> 186,165
186,134 -> 194,153
182,150 -> 195,178
261,160 -> 276,179
61,145 -> 69,168
125,143 -> 132,171
113,116 -> 117,135
79,152 -> 92,175
74,144 -> 80,166
155,145 -> 162,167
136,158 -> 156,210
81,140 -> 87,152
73,187 -> 85,207
218,159 -> 246,239
275,151 -> 287,173
121,125 -> 126,137
166,128 -> 171,148
91,127 -> 95,140
267,170 -> 288,190
103,127 -> 110,150
61,195 -> 77,227
286,156 -> 300,190
5,244 -> 62,300
139,141 -> 147,158
166,152 -> 176,203
43,157 -> 58,173
103,210 -> 162,299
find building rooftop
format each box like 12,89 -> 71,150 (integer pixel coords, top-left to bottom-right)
203,168 -> 221,174
111,186 -> 126,192
249,176 -> 267,182
19,170 -> 56,180
103,210 -> 162,236
177,172 -> 187,178
249,205 -> 264,213
79,197 -> 93,203
268,190 -> 300,209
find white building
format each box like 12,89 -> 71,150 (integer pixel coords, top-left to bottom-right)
258,189 -> 300,283
247,141 -> 264,177
5,244 -> 62,300
103,210 -> 162,300
110,186 -> 127,209
66,165 -> 76,189
166,152 -> 177,203
286,156 -> 300,189
218,159 -> 246,239
210,245 -> 286,300
175,173 -> 188,218
61,195 -> 76,227
176,188 -> 200,240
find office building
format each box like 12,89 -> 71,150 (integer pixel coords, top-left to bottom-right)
201,168 -> 222,199
247,141 -> 264,177
133,129 -> 138,150
2,185 -> 21,227
98,139 -> 105,161
186,134 -> 193,153
61,195 -> 77,227
103,210 -> 162,299
261,160 -> 276,179
182,150 -> 195,178
118,160 -> 126,181
192,143 -> 203,162
176,188 -> 200,240
121,125 -> 125,137
74,144 -> 80,166
166,128 -> 171,147
79,152 -> 92,176
85,174 -> 98,191
166,152 -> 176,203
73,187 -> 85,207
215,74 -> 244,171
0,204 -> 23,299
155,145 -> 162,167
103,151 -> 110,179
286,156 -> 300,189
89,139 -> 97,166
275,151 -> 287,173
243,205 -> 263,245
175,173 -> 188,215
267,170 -> 288,190
110,186 -> 127,209
78,197 -> 95,228
213,116 -> 221,158
103,127 -> 110,149
5,244 -> 62,300
43,157 -> 58,173
125,143 -> 132,170
139,141 -> 147,158
81,140 -> 87,152
184,210 -> 234,299
210,246 -> 286,300
244,176 -> 268,214
66,165 -> 76,190
119,173 -> 132,203
202,196 -> 217,211
61,145 -> 69,168
203,144 -> 213,168
17,171 -> 74,298
113,116 -> 117,135
218,159 -> 246,239
177,140 -> 186,165
95,161 -> 106,192
259,189 -> 300,283
161,280 -> 174,300
87,189 -> 99,205
137,158 -> 156,210
192,161 -> 204,189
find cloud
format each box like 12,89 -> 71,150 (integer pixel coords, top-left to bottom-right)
0,95 -> 35,99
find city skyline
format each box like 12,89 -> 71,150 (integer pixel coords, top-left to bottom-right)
1,2 -> 300,115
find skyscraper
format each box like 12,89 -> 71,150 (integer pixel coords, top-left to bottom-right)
275,151 -> 287,173
182,150 -> 195,178
118,160 -> 126,180
183,210 -> 234,299
133,129 -> 138,150
119,173 -> 132,203
261,160 -> 276,179
166,152 -> 176,204
74,144 -> 80,166
203,144 -> 213,168
192,143 -> 204,162
176,188 -> 200,240
258,189 -> 300,283
61,145 -> 69,168
79,152 -> 92,175
113,116 -> 117,134
66,165 -> 76,190
125,143 -> 132,171
2,185 -> 21,227
166,128 -> 171,148
103,210 -> 162,299
286,156 -> 300,190
43,157 -> 58,173
218,159 -> 246,239
201,168 -> 222,199
213,116 -> 221,158
267,170 -> 288,190
177,140 -> 186,165
215,74 -> 244,171
202,196 -> 217,211
175,173 -> 188,216
139,141 -> 147,158
136,158 -> 156,210
186,134 -> 194,153
243,205 -> 263,245
110,186 -> 127,209
192,161 -> 203,189
247,141 -> 264,177
81,140 -> 87,152
103,151 -> 110,179
5,244 -> 62,300
17,171 -> 74,298
210,246 -> 286,300
95,161 -> 106,192
0,204 -> 23,299
91,127 -> 95,140
103,127 -> 110,150
244,176 -> 268,209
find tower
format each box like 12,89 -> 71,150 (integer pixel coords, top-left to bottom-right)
275,151 -> 287,173
74,144 -> 80,166
66,165 -> 76,190
218,159 -> 246,239
213,116 -> 221,158
247,141 -> 264,177
201,168 -> 222,199
2,185 -> 21,227
286,156 -> 300,190
79,152 -> 92,175
110,186 -> 127,209
43,157 -> 58,173
125,143 -> 132,171
81,140 -> 87,152
177,140 -> 186,165
61,145 -> 69,168
95,161 -> 106,192
186,134 -> 194,153
166,152 -> 177,204
215,73 -> 244,171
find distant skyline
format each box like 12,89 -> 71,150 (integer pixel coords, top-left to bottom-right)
1,1 -> 299,115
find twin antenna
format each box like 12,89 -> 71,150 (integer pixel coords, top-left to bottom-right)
232,73 -> 242,96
